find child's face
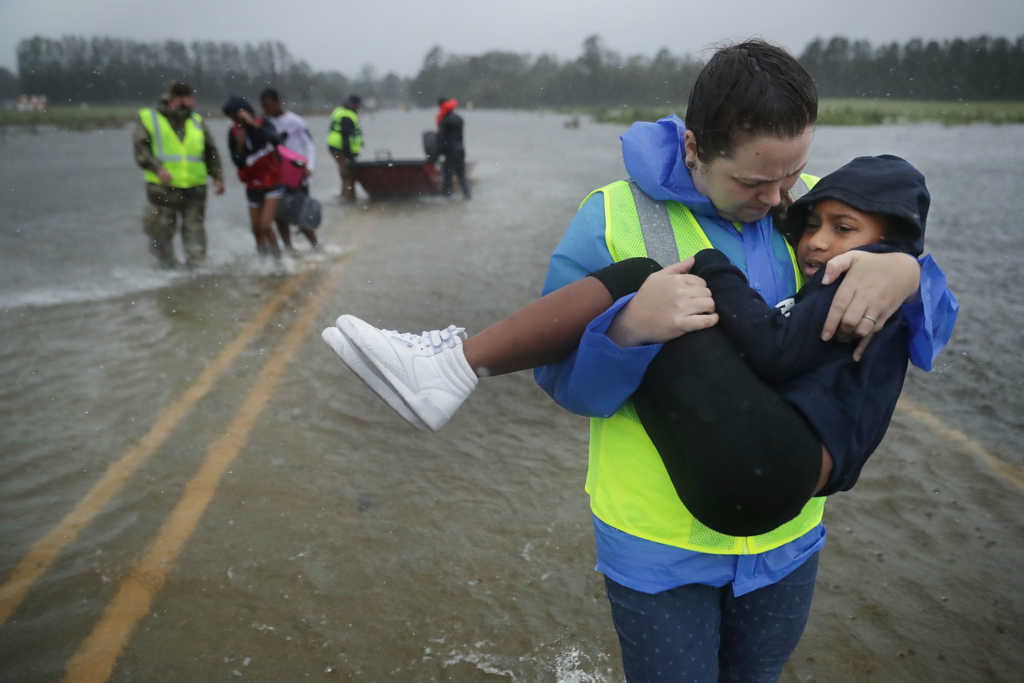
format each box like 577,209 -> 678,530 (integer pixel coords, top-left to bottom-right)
796,199 -> 887,278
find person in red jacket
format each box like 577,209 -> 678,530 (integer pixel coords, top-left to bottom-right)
436,97 -> 470,199
223,95 -> 283,259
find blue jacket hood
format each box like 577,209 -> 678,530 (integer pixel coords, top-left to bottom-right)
620,115 -> 721,218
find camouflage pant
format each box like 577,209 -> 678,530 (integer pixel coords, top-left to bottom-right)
329,148 -> 357,201
143,184 -> 208,267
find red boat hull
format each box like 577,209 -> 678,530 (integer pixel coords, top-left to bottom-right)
351,159 -> 443,199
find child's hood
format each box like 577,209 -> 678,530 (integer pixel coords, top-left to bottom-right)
789,154 -> 929,256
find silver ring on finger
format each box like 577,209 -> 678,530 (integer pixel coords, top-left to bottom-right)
862,313 -> 878,323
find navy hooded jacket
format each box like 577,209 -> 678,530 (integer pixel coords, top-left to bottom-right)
690,155 -> 930,495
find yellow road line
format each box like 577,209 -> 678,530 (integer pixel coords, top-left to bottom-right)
0,270 -> 312,628
62,256 -> 351,683
897,395 -> 1024,492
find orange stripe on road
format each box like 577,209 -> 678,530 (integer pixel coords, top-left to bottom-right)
0,270 -> 312,628
62,257 -> 351,683
898,395 -> 1024,492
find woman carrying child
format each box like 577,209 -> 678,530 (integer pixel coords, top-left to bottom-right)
322,41 -> 957,682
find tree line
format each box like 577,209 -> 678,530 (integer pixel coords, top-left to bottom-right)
409,34 -> 1024,106
5,33 -> 1024,107
9,36 -> 408,108
800,35 -> 1024,100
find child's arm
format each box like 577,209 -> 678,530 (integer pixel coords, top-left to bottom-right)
692,246 -> 915,495
783,323 -> 910,496
532,196 -> 664,417
690,249 -> 854,384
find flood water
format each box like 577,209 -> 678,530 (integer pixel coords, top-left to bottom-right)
1,111 -> 1022,682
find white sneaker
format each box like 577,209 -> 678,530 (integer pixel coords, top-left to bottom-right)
324,314 -> 478,431
321,326 -> 430,430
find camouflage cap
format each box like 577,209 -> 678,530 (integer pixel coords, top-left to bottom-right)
166,81 -> 194,97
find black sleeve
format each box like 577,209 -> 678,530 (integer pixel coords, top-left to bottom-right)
783,320 -> 910,496
226,129 -> 245,169
436,118 -> 448,149
589,257 -> 662,300
258,119 -> 282,147
691,249 -> 850,384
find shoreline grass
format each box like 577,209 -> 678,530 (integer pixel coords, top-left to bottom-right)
3,99 -> 1024,131
589,98 -> 1024,127
0,104 -> 339,131
0,105 -> 144,130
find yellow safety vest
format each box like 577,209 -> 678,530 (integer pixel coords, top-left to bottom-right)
139,108 -> 207,188
585,174 -> 826,555
328,107 -> 362,154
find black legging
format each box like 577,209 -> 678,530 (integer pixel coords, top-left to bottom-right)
590,258 -> 822,537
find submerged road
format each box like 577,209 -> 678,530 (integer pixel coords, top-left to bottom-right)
1,113 -> 1022,682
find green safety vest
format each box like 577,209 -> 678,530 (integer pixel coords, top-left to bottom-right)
138,108 -> 207,188
328,107 -> 362,154
584,174 -> 825,555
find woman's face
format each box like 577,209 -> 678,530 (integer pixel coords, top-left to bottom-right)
684,127 -> 814,223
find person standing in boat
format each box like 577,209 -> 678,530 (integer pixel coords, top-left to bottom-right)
436,97 -> 470,199
328,94 -> 362,202
132,81 -> 225,269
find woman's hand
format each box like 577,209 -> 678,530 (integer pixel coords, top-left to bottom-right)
236,109 -> 257,127
820,250 -> 920,360
607,257 -> 718,347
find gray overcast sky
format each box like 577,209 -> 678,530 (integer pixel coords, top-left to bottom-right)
1,0 -> 1021,76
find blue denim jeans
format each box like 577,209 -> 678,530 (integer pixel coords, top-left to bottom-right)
605,551 -> 819,682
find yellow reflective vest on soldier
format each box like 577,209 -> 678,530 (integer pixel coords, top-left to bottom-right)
138,108 -> 208,188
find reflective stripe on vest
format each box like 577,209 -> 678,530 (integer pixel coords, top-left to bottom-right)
783,173 -> 820,289
139,108 -> 207,188
789,173 -> 814,202
584,177 -> 825,555
327,107 -> 362,154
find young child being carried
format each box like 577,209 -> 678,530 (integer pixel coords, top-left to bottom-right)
321,155 -> 952,535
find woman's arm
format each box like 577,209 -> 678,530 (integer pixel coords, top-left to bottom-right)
226,127 -> 246,169
533,195 -> 663,416
298,122 -> 316,171
605,259 -> 717,347
820,250 -> 958,368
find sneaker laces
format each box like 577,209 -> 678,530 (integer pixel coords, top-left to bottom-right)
386,325 -> 467,354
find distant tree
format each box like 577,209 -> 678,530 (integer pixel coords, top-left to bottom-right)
0,66 -> 17,100
409,45 -> 445,106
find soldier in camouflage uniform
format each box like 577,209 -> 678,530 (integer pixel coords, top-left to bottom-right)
133,82 -> 225,268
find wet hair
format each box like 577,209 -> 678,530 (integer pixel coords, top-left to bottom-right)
221,95 -> 254,116
685,40 -> 817,162
167,81 -> 194,97
260,88 -> 281,103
